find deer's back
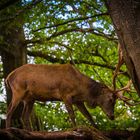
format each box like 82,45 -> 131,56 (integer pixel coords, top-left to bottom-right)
6,64 -> 89,101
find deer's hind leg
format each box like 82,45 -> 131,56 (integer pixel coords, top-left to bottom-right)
21,99 -> 34,130
6,90 -> 23,128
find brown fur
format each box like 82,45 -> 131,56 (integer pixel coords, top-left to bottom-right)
6,64 -> 116,130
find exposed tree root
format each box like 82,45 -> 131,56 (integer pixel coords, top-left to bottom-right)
0,126 -> 134,140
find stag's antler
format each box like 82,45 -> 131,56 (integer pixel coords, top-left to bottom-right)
112,43 -> 140,106
116,80 -> 132,93
115,80 -> 140,106
113,43 -> 124,91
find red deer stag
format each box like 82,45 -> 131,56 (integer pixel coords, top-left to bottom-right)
5,64 -> 116,130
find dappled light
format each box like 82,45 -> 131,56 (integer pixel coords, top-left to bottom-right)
0,0 -> 140,139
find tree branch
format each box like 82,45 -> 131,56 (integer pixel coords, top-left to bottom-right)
33,12 -> 109,32
0,127 -> 133,140
27,50 -> 65,63
48,41 -> 73,51
0,0 -> 20,11
27,50 -> 129,77
0,0 -> 43,23
26,27 -> 117,46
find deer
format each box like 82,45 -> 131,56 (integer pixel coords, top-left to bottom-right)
5,63 -> 117,130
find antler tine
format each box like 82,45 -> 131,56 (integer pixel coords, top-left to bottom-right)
116,80 -> 140,106
112,43 -> 140,106
117,93 -> 140,106
113,43 -> 124,91
116,80 -> 132,93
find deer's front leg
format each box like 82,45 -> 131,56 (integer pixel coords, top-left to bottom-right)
75,102 -> 98,128
63,96 -> 76,127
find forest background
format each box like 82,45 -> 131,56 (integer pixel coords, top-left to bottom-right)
0,0 -> 140,132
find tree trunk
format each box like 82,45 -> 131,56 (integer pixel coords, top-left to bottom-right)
105,0 -> 140,96
0,22 -> 27,129
1,28 -> 27,105
0,1 -> 42,130
0,0 -> 27,128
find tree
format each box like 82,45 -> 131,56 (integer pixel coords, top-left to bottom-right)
0,0 -> 27,128
105,0 -> 140,96
0,0 -> 40,129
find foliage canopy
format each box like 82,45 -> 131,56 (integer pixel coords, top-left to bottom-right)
0,0 -> 140,131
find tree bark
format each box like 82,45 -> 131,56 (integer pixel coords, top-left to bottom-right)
0,127 -> 110,140
0,127 -> 134,140
1,27 -> 27,104
1,30 -> 27,128
105,0 -> 140,96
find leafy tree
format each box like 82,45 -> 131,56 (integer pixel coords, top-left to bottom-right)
0,0 -> 140,133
